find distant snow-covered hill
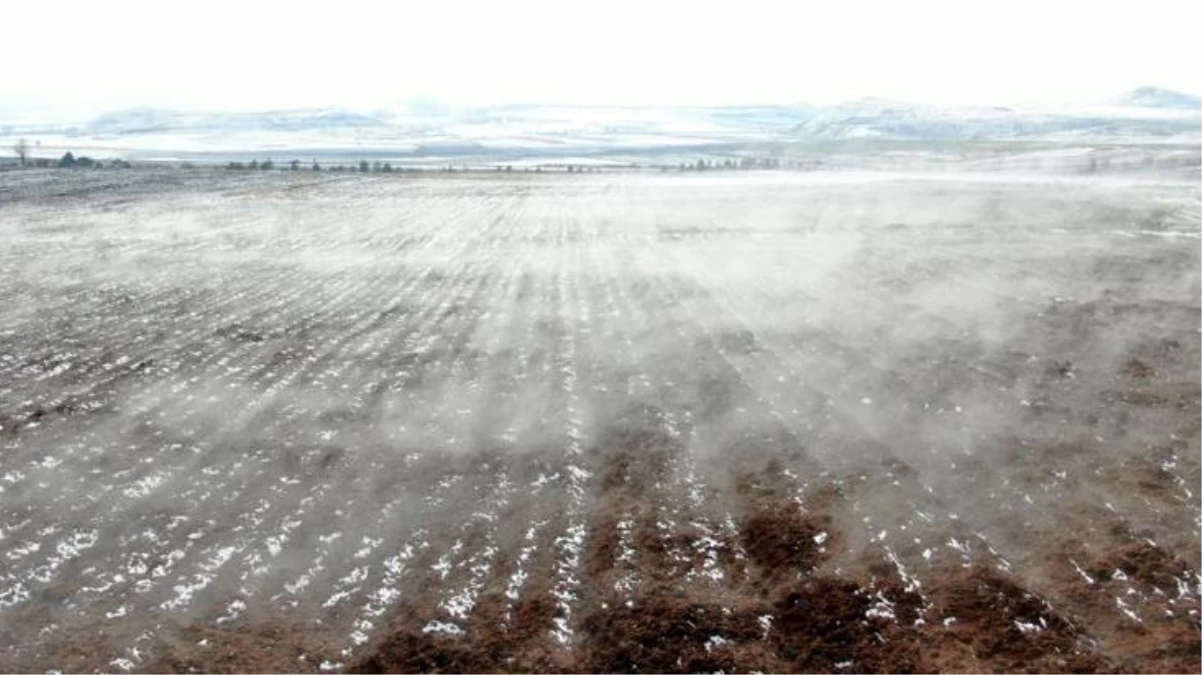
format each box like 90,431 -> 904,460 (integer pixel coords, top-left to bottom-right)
1,87 -> 1196,161
789,88 -> 1199,141
791,99 -> 1038,140
1115,86 -> 1201,110
74,104 -> 815,138
84,107 -> 391,135
5,103 -> 814,160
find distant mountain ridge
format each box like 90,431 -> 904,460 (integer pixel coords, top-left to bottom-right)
1,87 -> 1196,159
789,87 -> 1200,141
85,107 -> 390,135
64,86 -> 1199,143
1115,86 -> 1201,110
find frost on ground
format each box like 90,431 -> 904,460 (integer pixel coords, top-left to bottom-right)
0,167 -> 1198,673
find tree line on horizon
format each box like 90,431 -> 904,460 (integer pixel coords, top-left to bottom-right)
670,157 -> 785,171
6,139 -> 134,169
11,136 -> 800,174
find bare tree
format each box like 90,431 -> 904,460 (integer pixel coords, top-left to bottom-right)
12,138 -> 29,166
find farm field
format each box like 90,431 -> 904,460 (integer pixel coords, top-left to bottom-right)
0,169 -> 1199,673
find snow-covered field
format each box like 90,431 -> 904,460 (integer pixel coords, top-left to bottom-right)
0,169 -> 1198,672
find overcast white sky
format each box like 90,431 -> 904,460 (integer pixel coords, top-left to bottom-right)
4,0 -> 1200,114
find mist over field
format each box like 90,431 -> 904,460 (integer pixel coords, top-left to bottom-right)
3,0 -> 1201,663
0,156 -> 1198,672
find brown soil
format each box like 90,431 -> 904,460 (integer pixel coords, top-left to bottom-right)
924,566 -> 1111,674
1091,542 -> 1194,590
2,174 -> 1199,674
146,619 -> 334,674
740,499 -> 831,579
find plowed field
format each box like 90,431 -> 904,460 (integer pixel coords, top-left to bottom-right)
1,170 -> 1198,672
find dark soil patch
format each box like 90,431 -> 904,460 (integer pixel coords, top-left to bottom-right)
773,576 -> 921,673
925,565 -> 1113,673
572,571 -> 959,674
349,630 -> 504,674
576,588 -> 778,673
740,499 -> 831,578
583,509 -> 621,580
590,404 -> 681,495
1093,542 -> 1194,590
146,619 -> 335,674
1123,357 -> 1155,379
349,586 -> 564,674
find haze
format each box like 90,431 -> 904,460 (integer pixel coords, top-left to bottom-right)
1,3 -> 1199,673
5,0 -> 1201,116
